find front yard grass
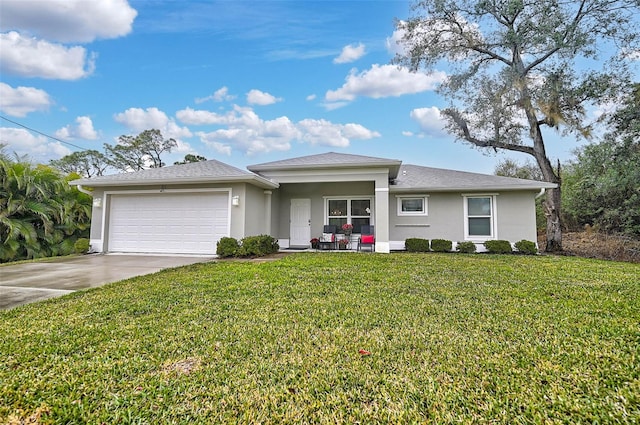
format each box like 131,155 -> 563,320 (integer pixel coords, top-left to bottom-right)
1,253 -> 638,424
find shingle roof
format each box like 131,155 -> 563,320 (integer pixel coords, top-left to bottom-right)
391,164 -> 556,192
69,159 -> 278,189
248,152 -> 402,178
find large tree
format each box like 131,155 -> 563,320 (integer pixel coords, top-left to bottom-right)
105,129 -> 177,172
50,149 -> 109,178
394,0 -> 639,251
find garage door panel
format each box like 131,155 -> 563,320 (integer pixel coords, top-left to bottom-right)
108,192 -> 229,254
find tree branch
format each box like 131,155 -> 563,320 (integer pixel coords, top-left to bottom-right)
445,109 -> 536,156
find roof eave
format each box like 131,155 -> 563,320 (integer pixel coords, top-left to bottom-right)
69,175 -> 279,189
390,183 -> 558,192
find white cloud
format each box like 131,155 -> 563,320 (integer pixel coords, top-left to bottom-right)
0,32 -> 96,80
334,43 -> 366,64
55,116 -> 99,140
246,89 -> 282,106
195,86 -> 236,104
0,83 -> 52,117
0,0 -> 137,43
114,107 -> 192,140
409,106 -> 447,136
385,27 -> 405,56
0,127 -> 71,161
306,94 -> 317,101
189,105 -> 380,155
176,107 -> 236,125
297,119 -> 380,148
325,64 -> 447,103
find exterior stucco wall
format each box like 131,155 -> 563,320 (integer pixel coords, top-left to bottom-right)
243,184 -> 270,237
389,191 -> 539,248
495,191 -> 539,242
275,182 -> 375,240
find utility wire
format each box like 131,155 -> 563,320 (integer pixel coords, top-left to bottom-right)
0,114 -> 89,152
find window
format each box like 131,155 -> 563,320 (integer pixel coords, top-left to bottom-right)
464,195 -> 496,239
397,195 -> 428,216
326,198 -> 372,233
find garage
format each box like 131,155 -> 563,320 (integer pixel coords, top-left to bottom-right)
107,191 -> 229,254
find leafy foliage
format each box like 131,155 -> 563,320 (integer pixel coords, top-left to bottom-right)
456,241 -> 477,253
74,238 -> 90,254
238,235 -> 280,257
174,154 -> 207,165
0,157 -> 91,262
514,240 -> 538,255
49,150 -> 109,178
1,254 -> 638,423
216,237 -> 240,258
405,238 -> 429,252
104,129 -> 177,172
562,85 -> 640,237
484,240 -> 513,254
430,238 -> 452,252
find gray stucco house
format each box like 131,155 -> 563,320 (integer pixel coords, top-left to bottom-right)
70,152 -> 556,254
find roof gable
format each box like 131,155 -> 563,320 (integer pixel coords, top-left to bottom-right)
247,152 -> 402,178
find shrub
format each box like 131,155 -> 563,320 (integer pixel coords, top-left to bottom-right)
515,240 -> 538,255
430,239 -> 452,252
456,241 -> 477,254
238,235 -> 279,257
405,238 -> 430,252
74,238 -> 90,254
216,237 -> 240,258
484,240 -> 513,254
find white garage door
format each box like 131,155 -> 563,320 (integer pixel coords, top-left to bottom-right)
107,192 -> 229,254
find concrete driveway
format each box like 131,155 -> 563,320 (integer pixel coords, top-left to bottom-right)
0,254 -> 213,310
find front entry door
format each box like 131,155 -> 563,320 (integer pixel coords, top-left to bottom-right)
290,199 -> 311,247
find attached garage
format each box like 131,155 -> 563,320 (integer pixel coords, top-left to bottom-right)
106,191 -> 230,255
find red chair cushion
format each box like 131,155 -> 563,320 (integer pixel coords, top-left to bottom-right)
361,235 -> 374,244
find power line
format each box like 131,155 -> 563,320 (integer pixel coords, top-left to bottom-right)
0,114 -> 89,152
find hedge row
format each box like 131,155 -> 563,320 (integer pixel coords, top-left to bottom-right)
216,235 -> 279,258
404,238 -> 538,255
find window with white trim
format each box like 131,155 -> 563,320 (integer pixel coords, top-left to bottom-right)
397,195 -> 428,216
464,195 -> 495,239
326,197 -> 372,233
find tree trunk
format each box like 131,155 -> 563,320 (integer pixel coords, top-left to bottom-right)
544,186 -> 563,252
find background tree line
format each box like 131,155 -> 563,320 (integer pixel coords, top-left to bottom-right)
49,129 -> 206,178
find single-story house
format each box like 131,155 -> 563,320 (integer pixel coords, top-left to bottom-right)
69,152 -> 556,254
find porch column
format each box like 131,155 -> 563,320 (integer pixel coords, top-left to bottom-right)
374,176 -> 390,253
264,190 -> 272,236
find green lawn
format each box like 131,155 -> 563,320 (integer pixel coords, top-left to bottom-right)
1,253 -> 638,424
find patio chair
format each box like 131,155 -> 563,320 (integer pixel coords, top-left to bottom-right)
318,225 -> 337,250
357,225 -> 375,252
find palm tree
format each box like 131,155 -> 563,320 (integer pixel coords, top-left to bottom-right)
0,156 -> 91,262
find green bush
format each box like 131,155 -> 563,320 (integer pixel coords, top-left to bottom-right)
216,237 -> 240,258
430,239 -> 452,252
484,240 -> 513,254
73,238 -> 90,254
515,240 -> 538,255
456,241 -> 477,254
405,238 -> 430,252
238,235 -> 279,257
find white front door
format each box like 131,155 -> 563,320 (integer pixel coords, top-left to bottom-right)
290,198 -> 311,247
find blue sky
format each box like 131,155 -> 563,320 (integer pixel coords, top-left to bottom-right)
0,0 -> 635,174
